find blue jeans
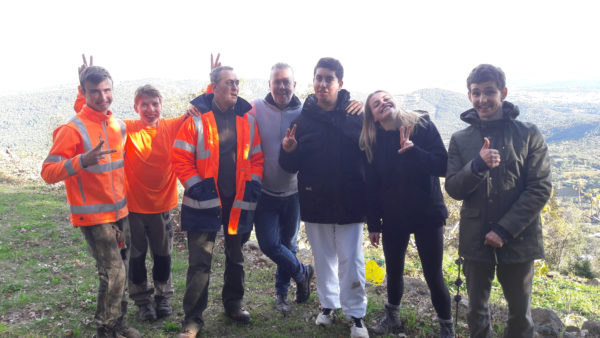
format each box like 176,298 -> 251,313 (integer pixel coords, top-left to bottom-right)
254,193 -> 305,296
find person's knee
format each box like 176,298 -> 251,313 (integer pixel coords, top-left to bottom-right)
153,254 -> 172,282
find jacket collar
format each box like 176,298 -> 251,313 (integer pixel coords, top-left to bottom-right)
460,101 -> 519,126
190,93 -> 252,117
301,89 -> 351,117
79,105 -> 113,122
264,92 -> 302,110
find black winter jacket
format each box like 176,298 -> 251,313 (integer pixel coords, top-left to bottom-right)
279,90 -> 366,224
366,114 -> 448,233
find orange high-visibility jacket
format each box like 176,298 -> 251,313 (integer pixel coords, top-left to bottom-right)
172,93 -> 263,235
41,104 -> 128,226
74,92 -> 186,214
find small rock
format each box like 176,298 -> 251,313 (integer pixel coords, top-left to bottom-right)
532,308 -> 564,337
582,320 -> 600,337
564,325 -> 580,333
586,278 -> 600,287
245,240 -> 260,251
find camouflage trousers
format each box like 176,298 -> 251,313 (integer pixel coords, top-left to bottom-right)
80,218 -> 131,330
128,211 -> 174,305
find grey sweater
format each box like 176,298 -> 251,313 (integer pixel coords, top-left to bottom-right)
250,94 -> 301,196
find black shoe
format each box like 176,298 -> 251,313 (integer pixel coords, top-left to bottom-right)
138,302 -> 157,322
155,296 -> 172,318
275,294 -> 291,314
296,264 -> 314,303
225,308 -> 251,323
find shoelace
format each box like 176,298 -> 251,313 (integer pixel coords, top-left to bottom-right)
352,317 -> 364,328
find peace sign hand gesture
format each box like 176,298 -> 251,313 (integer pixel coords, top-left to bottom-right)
397,126 -> 414,154
81,140 -> 117,168
78,54 -> 93,77
282,124 -> 298,153
211,53 -> 221,71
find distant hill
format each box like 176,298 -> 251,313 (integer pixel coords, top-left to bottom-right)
1,79 -> 599,154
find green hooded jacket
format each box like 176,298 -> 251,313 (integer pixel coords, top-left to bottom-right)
445,101 -> 552,263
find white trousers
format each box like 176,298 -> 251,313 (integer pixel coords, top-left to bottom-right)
305,222 -> 367,319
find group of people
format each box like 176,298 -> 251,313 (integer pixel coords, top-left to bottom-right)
41,53 -> 551,338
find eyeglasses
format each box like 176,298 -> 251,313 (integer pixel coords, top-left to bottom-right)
222,80 -> 240,88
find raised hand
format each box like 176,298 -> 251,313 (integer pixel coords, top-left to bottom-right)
346,100 -> 364,115
397,126 -> 414,154
81,140 -> 116,168
211,53 -> 221,71
78,54 -> 93,77
282,124 -> 298,152
479,137 -> 501,168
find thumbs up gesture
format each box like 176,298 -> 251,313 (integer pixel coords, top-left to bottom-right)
479,137 -> 500,169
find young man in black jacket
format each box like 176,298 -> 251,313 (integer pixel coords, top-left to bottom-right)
279,57 -> 369,338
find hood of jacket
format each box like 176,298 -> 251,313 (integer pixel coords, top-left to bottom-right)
460,101 -> 520,126
189,92 -> 252,116
264,92 -> 302,110
301,89 -> 351,122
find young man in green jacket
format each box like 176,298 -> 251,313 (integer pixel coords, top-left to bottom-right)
445,64 -> 552,338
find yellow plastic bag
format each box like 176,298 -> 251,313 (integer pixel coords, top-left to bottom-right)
365,259 -> 385,285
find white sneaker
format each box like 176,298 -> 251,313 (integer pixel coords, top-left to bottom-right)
350,317 -> 369,338
315,308 -> 335,325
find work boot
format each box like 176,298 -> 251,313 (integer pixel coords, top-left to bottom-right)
177,321 -> 203,338
155,296 -> 172,318
295,264 -> 314,303
115,324 -> 141,338
350,317 -> 369,338
225,307 -> 251,323
96,326 -> 116,338
369,303 -> 404,335
438,317 -> 455,338
275,294 -> 291,314
138,302 -> 157,321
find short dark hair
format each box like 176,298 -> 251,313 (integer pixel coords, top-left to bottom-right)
467,64 -> 506,91
314,57 -> 344,81
210,66 -> 234,84
80,66 -> 112,89
134,84 -> 162,104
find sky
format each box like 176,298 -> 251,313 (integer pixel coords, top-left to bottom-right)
1,0 -> 599,96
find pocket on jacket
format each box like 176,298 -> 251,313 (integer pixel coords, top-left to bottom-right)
460,207 -> 480,218
186,177 -> 219,202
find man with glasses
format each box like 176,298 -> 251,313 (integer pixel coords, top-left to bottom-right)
172,65 -> 263,338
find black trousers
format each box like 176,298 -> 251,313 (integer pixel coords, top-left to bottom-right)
181,198 -> 251,326
382,225 -> 451,320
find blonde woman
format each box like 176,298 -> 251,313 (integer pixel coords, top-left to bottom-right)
360,91 -> 453,337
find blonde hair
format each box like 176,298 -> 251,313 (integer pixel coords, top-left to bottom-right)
359,90 -> 422,163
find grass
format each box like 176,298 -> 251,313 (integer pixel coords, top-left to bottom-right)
1,174 -> 599,337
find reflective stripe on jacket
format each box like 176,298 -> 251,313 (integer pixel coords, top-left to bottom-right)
41,104 -> 128,226
172,93 -> 263,235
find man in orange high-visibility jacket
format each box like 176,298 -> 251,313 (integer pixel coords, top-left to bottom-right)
41,64 -> 140,338
172,65 -> 263,337
74,79 -> 186,321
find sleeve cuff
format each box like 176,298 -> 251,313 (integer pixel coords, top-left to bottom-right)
492,224 -> 511,244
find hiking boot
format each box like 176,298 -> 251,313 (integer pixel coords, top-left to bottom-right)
115,324 -> 141,338
296,264 -> 314,303
369,303 -> 404,335
439,317 -> 455,338
138,302 -> 157,322
315,308 -> 335,326
96,326 -> 116,338
225,307 -> 251,323
350,317 -> 369,338
177,321 -> 203,338
155,296 -> 172,318
275,294 -> 291,314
